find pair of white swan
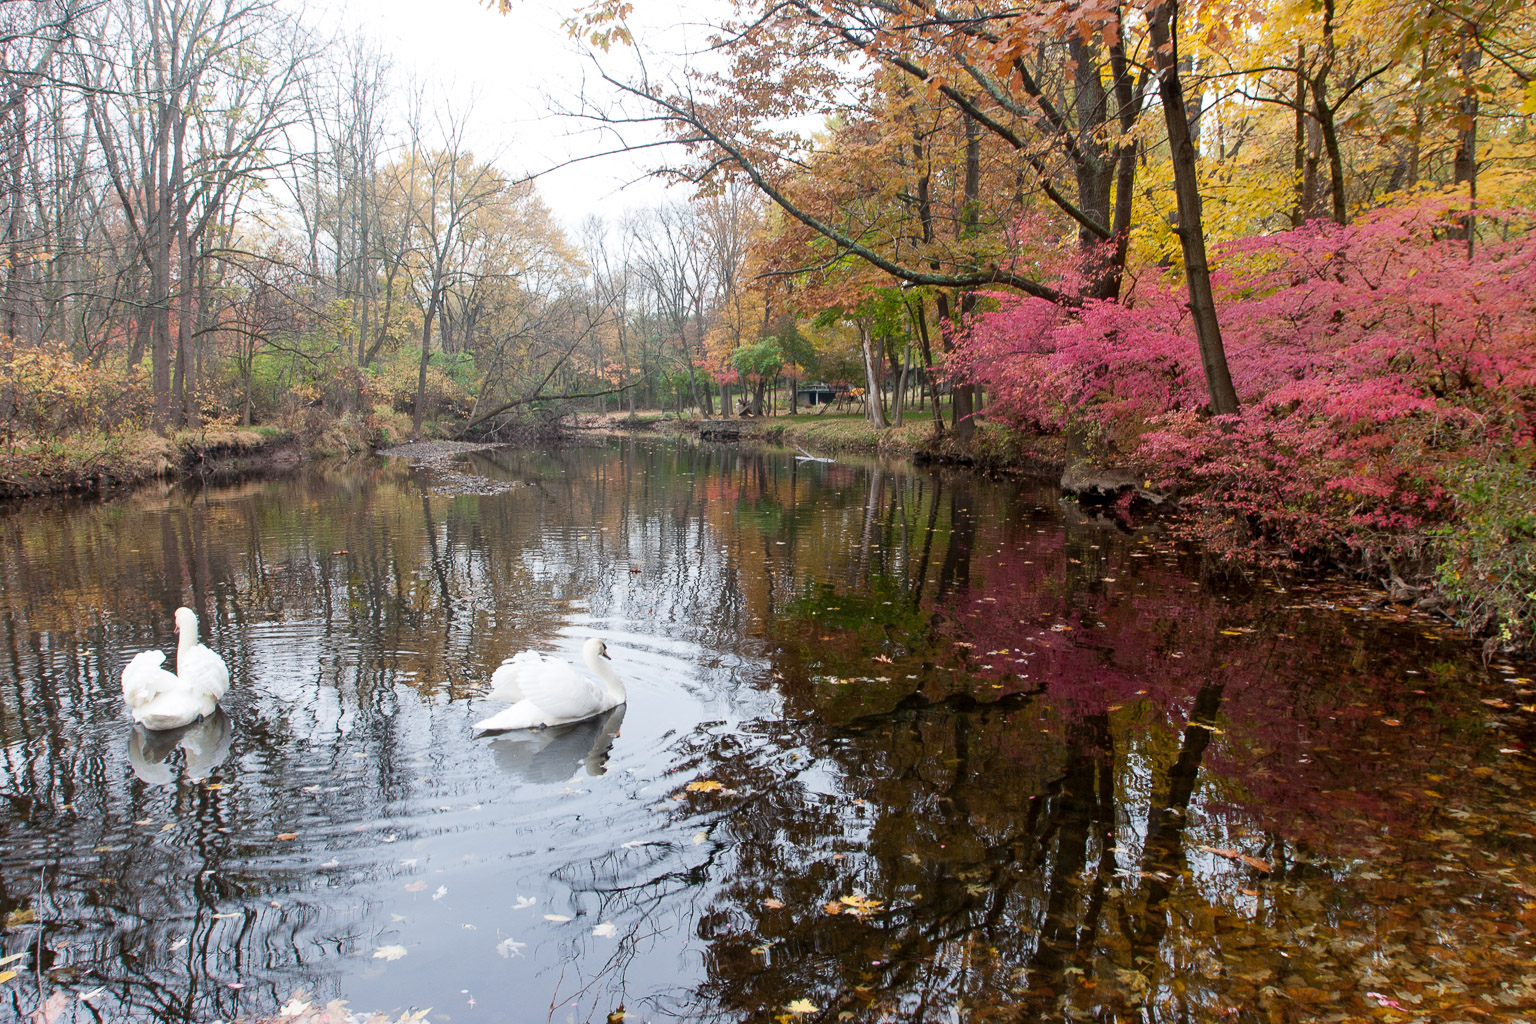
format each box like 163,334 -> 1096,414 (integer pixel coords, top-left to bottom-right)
120,607 -> 231,731
122,612 -> 620,736
473,636 -> 627,733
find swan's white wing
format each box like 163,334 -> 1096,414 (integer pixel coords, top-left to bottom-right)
518,661 -> 607,723
122,650 -> 174,707
485,651 -> 546,703
178,644 -> 229,702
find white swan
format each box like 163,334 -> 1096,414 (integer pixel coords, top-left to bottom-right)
474,637 -> 627,732
120,607 -> 229,731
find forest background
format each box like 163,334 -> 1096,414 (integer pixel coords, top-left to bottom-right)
0,0 -> 1532,651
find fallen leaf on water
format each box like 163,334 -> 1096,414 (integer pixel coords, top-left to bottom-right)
0,971 -> 15,985
496,938 -> 526,958
372,944 -> 408,961
592,921 -> 618,938
5,909 -> 36,927
276,833 -> 299,841
544,914 -> 571,922
1219,629 -> 1244,636
431,886 -> 448,901
822,901 -> 843,915
0,952 -> 26,968
839,893 -> 883,917
205,783 -> 224,791
77,988 -> 104,1002
692,832 -> 708,845
513,896 -> 536,909
404,881 -> 427,893
1198,845 -> 1273,873
763,898 -> 784,909
786,999 -> 818,1014
212,912 -> 242,920
872,655 -> 892,664
685,780 -> 724,793
1366,992 -> 1406,1010
1381,718 -> 1402,726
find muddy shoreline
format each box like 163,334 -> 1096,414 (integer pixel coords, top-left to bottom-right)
0,429 -> 301,501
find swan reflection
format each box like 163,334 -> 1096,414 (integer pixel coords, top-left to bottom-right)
484,704 -> 625,783
126,708 -> 233,785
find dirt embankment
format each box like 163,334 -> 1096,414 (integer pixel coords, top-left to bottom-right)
0,428 -> 300,500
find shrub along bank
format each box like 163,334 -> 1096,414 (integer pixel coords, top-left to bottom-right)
952,198 -> 1536,655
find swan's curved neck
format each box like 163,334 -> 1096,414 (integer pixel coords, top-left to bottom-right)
585,649 -> 625,697
177,617 -> 199,653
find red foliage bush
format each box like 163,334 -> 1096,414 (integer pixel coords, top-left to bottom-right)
955,199 -> 1536,566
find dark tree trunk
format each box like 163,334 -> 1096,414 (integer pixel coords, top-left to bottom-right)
1147,0 -> 1241,417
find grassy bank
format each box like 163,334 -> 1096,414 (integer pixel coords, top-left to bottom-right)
607,409 -> 1068,474
0,426 -> 298,499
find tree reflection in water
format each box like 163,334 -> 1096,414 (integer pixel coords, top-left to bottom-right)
0,439 -> 1530,1023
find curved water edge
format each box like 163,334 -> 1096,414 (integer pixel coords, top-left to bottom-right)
0,438 -> 1531,1023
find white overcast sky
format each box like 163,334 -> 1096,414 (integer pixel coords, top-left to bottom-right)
304,0 -> 714,229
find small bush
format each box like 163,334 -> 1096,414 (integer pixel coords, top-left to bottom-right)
1436,457 -> 1536,653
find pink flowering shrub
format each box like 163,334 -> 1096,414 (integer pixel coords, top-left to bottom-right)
956,199 -> 1536,577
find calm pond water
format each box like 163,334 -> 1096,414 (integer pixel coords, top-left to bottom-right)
1,438 -> 1534,1024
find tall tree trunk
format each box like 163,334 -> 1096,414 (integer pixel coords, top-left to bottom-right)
936,292 -> 975,439
1454,28 -> 1481,256
1147,0 -> 1241,417
150,94 -> 172,434
1292,45 -> 1307,226
908,297 -> 943,431
859,322 -> 889,429
413,288 -> 439,435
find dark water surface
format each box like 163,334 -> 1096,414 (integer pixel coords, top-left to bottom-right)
1,439 -> 1533,1024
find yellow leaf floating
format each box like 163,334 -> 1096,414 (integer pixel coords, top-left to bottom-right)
685,780 -> 725,793
838,892 -> 883,917
786,999 -> 819,1014
4,909 -> 35,927
0,971 -> 15,985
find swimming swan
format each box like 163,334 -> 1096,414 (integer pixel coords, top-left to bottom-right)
120,607 -> 230,731
474,637 -> 626,732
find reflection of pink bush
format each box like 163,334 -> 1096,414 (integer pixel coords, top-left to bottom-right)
955,199 -> 1536,562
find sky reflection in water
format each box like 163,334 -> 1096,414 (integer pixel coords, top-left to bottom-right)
0,439 -> 1532,1023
